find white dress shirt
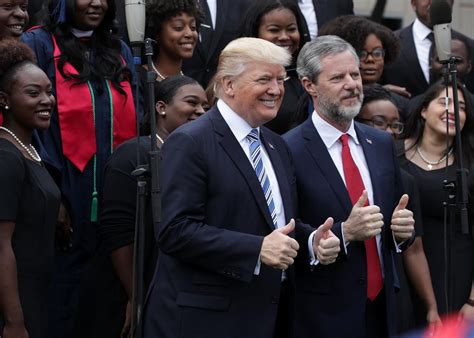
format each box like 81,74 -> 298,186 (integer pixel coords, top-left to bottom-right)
298,0 -> 318,40
412,18 -> 433,83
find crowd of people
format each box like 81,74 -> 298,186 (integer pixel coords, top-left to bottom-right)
0,0 -> 474,337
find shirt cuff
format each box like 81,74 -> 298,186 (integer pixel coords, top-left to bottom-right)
341,222 -> 349,254
308,230 -> 319,266
254,255 -> 261,275
392,232 -> 404,253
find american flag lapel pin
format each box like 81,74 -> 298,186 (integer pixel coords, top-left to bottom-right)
366,138 -> 372,145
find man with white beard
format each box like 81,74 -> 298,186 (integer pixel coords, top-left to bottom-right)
283,35 -> 415,338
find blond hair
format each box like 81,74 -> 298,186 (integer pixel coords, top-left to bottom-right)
214,37 -> 291,98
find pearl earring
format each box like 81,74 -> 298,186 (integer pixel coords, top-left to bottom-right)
4,105 -> 9,110
160,111 -> 166,116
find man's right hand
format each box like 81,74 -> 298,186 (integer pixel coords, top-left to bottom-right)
343,191 -> 384,242
260,219 -> 299,270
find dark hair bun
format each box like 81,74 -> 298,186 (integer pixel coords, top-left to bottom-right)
0,39 -> 36,79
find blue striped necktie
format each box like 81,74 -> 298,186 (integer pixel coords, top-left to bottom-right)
247,129 -> 278,228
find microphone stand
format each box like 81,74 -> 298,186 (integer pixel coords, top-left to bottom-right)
130,38 -> 159,338
441,56 -> 469,314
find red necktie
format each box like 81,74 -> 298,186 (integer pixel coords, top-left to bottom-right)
340,134 -> 382,301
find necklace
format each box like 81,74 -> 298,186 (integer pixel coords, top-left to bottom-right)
150,62 -> 184,80
416,145 -> 453,170
0,126 -> 41,162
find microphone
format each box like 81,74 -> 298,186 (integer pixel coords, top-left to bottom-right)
430,0 -> 452,62
125,0 -> 145,60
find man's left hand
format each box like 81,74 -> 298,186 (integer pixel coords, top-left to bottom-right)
390,194 -> 415,242
313,217 -> 340,265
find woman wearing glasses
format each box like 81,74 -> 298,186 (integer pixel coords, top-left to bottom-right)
401,80 -> 474,322
319,16 -> 410,117
357,84 -> 441,333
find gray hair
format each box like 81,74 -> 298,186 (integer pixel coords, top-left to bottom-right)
296,35 -> 359,83
214,37 -> 292,98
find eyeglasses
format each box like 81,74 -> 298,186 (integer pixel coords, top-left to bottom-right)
357,116 -> 404,134
359,48 -> 386,61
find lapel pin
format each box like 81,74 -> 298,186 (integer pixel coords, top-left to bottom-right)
366,138 -> 372,144
268,143 -> 275,149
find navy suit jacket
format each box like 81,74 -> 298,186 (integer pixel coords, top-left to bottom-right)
283,118 -> 404,338
382,23 -> 474,97
182,0 -> 251,88
295,0 -> 354,42
143,106 -> 314,338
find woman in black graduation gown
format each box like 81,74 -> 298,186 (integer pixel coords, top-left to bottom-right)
0,40 -> 60,338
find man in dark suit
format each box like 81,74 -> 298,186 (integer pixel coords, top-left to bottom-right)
284,35 -> 415,338
381,0 -> 474,97
143,37 -> 340,338
295,0 -> 354,41
182,0 -> 251,88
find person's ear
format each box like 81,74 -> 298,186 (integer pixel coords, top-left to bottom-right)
155,101 -> 167,116
301,77 -> 317,97
222,76 -> 236,97
0,91 -> 10,111
421,107 -> 427,120
466,60 -> 472,75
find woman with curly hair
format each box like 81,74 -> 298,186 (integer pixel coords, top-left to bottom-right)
0,39 -> 59,338
0,0 -> 29,126
319,15 -> 411,119
144,0 -> 202,81
239,0 -> 308,134
21,0 -> 138,336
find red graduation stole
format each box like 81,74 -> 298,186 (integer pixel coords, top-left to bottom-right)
52,34 -> 136,172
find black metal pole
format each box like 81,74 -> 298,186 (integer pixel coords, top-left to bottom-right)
144,38 -> 162,226
448,59 -> 469,234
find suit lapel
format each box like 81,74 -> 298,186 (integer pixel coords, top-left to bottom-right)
313,0 -> 328,28
207,0 -> 227,62
261,129 -> 292,224
209,109 -> 276,230
355,124 -> 389,244
301,119 -> 352,214
355,124 -> 381,207
401,25 -> 428,88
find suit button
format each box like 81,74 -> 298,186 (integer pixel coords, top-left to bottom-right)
271,296 -> 279,304
358,278 -> 366,285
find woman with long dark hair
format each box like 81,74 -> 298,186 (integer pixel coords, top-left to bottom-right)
0,39 -> 59,338
400,80 -> 474,320
239,0 -> 308,134
21,0 -> 138,336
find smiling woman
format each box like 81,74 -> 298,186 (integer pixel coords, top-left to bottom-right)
0,0 -> 28,40
239,0 -> 309,134
0,39 -> 60,338
144,0 -> 202,81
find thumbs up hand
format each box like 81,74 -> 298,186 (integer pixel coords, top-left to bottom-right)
343,191 -> 384,242
313,217 -> 340,265
260,219 -> 300,270
390,194 -> 415,242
